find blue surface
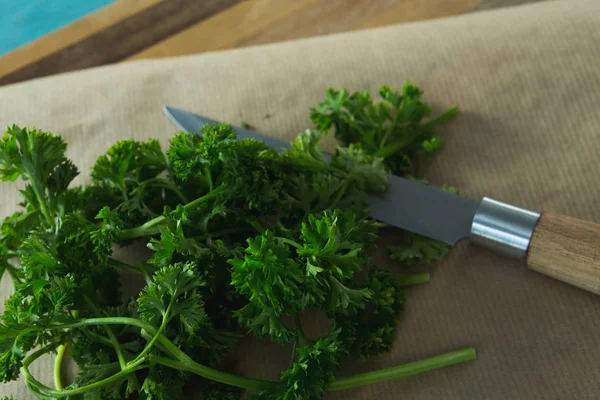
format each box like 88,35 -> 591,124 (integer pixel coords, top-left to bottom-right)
0,0 -> 116,56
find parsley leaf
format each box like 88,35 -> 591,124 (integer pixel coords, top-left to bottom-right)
389,232 -> 449,265
310,83 -> 458,175
0,84 -> 477,400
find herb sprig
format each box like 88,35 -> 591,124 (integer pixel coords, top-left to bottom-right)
0,84 -> 474,399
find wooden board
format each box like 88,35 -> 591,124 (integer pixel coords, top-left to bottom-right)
0,0 -> 241,85
0,0 -> 543,86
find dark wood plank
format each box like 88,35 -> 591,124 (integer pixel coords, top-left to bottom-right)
0,0 -> 241,86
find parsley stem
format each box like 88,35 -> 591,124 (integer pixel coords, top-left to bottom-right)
83,329 -> 140,351
35,317 -> 476,394
248,220 -> 265,234
204,167 -> 214,191
278,237 -> 302,249
396,272 -> 430,286
83,296 -> 130,373
135,301 -> 174,363
53,343 -> 68,390
152,339 -> 280,391
40,317 -> 276,391
328,347 -> 477,391
288,340 -> 298,370
379,115 -> 401,149
330,180 -> 350,209
374,106 -> 458,160
374,132 -> 418,159
107,258 -> 142,275
422,106 -> 459,130
30,181 -> 54,226
118,185 -> 226,241
142,178 -> 190,204
294,313 -> 311,346
25,355 -> 148,398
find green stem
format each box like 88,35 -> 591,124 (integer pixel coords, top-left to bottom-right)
118,186 -> 225,241
294,313 -> 311,346
278,237 -> 302,249
107,258 -> 142,275
53,343 -> 68,390
374,106 -> 458,160
82,329 -> 141,351
152,340 -> 278,391
288,340 -> 298,370
83,296 -> 128,371
204,167 -> 214,191
396,272 -> 430,286
328,348 -> 476,391
248,220 -> 265,234
330,180 -> 350,209
378,115 -> 401,149
422,106 -> 459,130
33,317 -> 475,394
53,317 -> 153,332
138,263 -> 153,285
30,181 -> 53,226
142,178 -> 190,204
374,133 -> 417,159
134,301 -> 174,363
25,353 -> 147,398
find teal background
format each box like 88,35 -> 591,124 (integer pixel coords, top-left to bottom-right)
0,0 -> 116,55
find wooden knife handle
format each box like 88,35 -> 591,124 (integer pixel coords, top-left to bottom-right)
526,212 -> 600,294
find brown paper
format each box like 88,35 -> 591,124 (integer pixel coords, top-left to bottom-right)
2,0 -> 600,398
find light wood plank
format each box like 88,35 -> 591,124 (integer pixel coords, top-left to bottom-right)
129,0 -> 320,60
0,0 -> 163,78
358,0 -> 481,28
130,0 -> 483,62
237,0 -> 411,48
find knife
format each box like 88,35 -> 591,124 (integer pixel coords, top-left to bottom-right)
162,106 -> 600,296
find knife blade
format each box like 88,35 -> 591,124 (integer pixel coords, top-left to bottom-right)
162,105 -> 600,296
162,106 -> 482,245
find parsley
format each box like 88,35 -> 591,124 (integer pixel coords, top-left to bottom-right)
310,82 -> 458,175
310,85 -> 462,266
0,84 -> 475,399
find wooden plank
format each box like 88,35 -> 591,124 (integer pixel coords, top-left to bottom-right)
0,0 -> 162,79
237,0 -> 416,47
129,0 -> 320,60
0,0 -> 241,86
358,0 -> 481,28
130,0 -> 482,61
0,0 -> 545,85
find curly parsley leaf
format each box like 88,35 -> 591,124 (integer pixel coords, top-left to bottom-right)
389,232 -> 449,265
310,83 -> 458,175
0,83 -> 476,399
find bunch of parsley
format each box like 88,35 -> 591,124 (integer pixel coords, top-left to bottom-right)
0,84 -> 475,399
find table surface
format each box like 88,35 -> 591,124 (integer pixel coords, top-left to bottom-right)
0,0 -> 545,86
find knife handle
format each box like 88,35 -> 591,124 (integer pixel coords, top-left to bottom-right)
526,212 -> 600,295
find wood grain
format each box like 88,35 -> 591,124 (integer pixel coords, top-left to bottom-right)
0,0 -> 241,86
359,0 -> 480,28
131,0 -> 481,61
0,0 -> 545,85
0,0 -> 163,79
129,0 -> 319,60
527,212 -> 600,295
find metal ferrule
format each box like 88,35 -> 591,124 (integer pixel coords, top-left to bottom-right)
470,197 -> 541,259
